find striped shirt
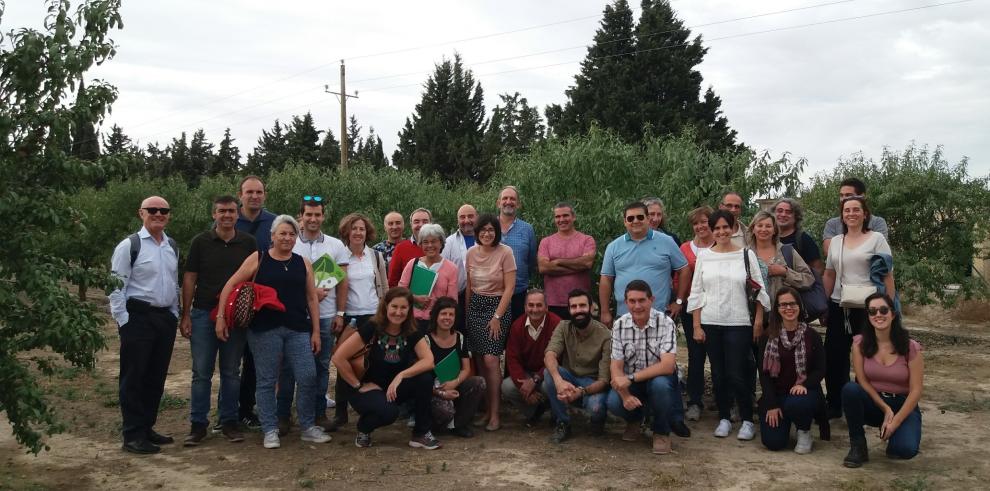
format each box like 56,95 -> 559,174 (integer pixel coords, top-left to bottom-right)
610,309 -> 677,374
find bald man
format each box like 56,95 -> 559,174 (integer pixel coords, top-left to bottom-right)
443,204 -> 477,331
372,211 -> 405,266
109,196 -> 180,454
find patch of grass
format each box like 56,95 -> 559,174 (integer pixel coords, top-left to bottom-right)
158,393 -> 187,411
891,475 -> 930,491
938,392 -> 990,413
55,365 -> 87,380
650,471 -> 679,489
298,478 -> 314,489
58,386 -> 80,401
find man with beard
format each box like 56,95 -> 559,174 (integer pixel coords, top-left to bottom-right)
497,186 -> 537,321
542,289 -> 612,444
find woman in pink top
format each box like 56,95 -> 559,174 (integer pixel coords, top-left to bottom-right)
398,223 -> 459,331
842,293 -> 923,467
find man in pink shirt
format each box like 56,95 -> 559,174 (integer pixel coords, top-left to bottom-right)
538,202 -> 596,320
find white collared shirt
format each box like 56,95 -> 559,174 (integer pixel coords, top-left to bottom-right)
109,227 -> 180,326
525,315 -> 546,341
442,229 -> 474,291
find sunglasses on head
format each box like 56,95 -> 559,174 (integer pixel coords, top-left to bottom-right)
142,207 -> 170,215
303,195 -> 323,202
868,306 -> 891,316
625,214 -> 646,223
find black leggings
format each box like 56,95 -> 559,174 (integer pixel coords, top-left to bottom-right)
824,301 -> 868,412
350,372 -> 434,436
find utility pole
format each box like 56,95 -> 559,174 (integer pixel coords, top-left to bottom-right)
325,59 -> 358,170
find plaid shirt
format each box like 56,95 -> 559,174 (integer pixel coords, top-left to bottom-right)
610,309 -> 677,375
372,239 -> 398,266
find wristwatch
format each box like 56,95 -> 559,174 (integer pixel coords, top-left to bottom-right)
627,373 -> 636,383
675,298 -> 684,305
578,386 -> 587,396
336,311 -> 346,317
493,313 -> 501,320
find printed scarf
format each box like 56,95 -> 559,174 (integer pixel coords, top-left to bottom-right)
763,323 -> 808,385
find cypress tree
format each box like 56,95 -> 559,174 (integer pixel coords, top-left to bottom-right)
213,128 -> 241,175
285,112 -> 321,164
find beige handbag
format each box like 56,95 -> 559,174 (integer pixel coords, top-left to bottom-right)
836,236 -> 876,308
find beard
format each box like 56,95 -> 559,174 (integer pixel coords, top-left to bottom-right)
571,312 -> 591,329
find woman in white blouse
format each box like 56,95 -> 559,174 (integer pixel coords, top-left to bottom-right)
822,195 -> 895,417
687,209 -> 770,441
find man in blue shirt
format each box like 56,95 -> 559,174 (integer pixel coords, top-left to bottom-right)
599,201 -> 692,327
109,196 -> 180,454
497,185 -> 538,321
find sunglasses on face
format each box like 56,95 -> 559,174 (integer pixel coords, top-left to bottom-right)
868,306 -> 891,316
142,207 -> 170,215
778,302 -> 800,310
303,195 -> 323,202
625,214 -> 646,223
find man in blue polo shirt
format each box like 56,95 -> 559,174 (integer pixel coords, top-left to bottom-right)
497,185 -> 537,321
599,201 -> 692,327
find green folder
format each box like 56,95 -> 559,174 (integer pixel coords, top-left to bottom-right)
434,350 -> 461,383
408,260 -> 439,297
312,254 -> 346,289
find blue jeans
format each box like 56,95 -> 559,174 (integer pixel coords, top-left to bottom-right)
842,382 -> 921,459
703,324 -> 754,421
189,308 -> 247,425
277,318 -> 333,420
760,391 -> 819,451
542,367 -> 607,425
606,374 -> 678,435
248,326 -> 318,434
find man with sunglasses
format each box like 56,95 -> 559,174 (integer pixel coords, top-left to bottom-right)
109,196 -> 180,454
599,202 -> 690,327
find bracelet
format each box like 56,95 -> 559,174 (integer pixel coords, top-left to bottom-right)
216,314 -> 225,320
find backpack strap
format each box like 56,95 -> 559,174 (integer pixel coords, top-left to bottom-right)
128,233 -> 141,267
781,244 -> 795,269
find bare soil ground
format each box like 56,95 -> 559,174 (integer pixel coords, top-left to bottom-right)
3,296 -> 989,490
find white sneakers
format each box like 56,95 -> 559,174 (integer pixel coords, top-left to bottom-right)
714,419 -> 732,438
795,429 -> 813,454
263,430 -> 280,449
686,405 -> 702,422
737,421 -> 756,440
300,426 -> 332,444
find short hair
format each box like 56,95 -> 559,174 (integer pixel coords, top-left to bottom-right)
773,198 -> 805,230
708,209 -> 736,230
687,205 -> 714,226
271,214 -> 300,236
416,223 -> 446,245
338,212 -> 376,246
500,185 -> 520,198
410,207 -> 432,221
526,288 -> 545,302
840,177 -> 867,195
213,195 -> 238,209
624,279 -> 653,299
840,195 -> 872,234
721,190 -> 742,202
238,175 -> 264,193
747,210 -> 779,245
473,213 -> 501,246
567,288 -> 593,306
299,197 -> 325,215
428,296 -> 460,333
623,201 -> 648,216
553,201 -> 575,216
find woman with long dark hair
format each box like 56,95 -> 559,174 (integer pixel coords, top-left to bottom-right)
759,287 -> 825,454
841,293 -> 923,467
331,287 -> 440,450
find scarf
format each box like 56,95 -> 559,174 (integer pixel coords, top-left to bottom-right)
763,323 -> 808,385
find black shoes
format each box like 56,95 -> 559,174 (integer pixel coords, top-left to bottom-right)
450,425 -> 475,438
241,413 -> 261,430
843,436 -> 870,468
222,422 -> 245,443
183,424 -> 208,447
550,422 -> 572,444
147,429 -> 174,445
525,403 -> 548,428
589,420 -> 606,437
122,439 -> 160,455
315,414 -> 338,433
671,420 -> 692,438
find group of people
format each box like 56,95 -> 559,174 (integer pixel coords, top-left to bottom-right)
109,176 -> 923,467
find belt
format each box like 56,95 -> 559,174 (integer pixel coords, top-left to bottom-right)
126,298 -> 172,314
879,391 -> 904,398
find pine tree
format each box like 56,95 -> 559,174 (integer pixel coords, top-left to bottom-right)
166,132 -> 190,181
356,127 -> 388,168
187,129 -> 214,187
245,119 -> 288,175
69,82 -> 101,163
346,115 -> 362,163
393,53 -> 489,182
213,128 -> 241,175
485,92 -> 545,156
285,112 -> 321,164
102,124 -> 145,180
102,124 -> 132,155
316,128 -> 341,170
145,142 -> 169,178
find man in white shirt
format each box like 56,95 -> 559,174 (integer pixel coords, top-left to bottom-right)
276,197 -> 349,434
443,204 -> 477,331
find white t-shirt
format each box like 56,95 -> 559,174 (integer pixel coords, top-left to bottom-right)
825,232 -> 892,302
686,248 -> 770,326
293,234 -> 349,319
345,246 -> 379,315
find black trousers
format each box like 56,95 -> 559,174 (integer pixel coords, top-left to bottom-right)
824,300 -> 869,412
350,372 -> 434,436
119,306 -> 176,441
335,314 -> 374,421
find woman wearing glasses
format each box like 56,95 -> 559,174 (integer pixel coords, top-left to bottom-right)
841,293 -> 923,467
758,287 -> 825,454
687,209 -> 769,441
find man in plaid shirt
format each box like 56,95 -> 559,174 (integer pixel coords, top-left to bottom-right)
607,280 -> 685,455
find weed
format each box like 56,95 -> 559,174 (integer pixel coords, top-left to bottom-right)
158,393 -> 187,411
891,475 -> 930,491
939,392 -> 990,413
298,478 -> 314,489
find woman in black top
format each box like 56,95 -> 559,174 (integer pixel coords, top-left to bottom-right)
332,287 -> 439,449
758,286 -> 825,454
426,297 -> 486,438
216,215 -> 330,449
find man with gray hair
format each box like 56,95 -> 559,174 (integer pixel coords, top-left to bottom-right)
497,185 -> 537,321
387,208 -> 432,287
538,202 -> 596,320
774,198 -> 823,276
643,197 -> 682,245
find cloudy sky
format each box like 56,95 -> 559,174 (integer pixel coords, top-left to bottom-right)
5,0 -> 988,179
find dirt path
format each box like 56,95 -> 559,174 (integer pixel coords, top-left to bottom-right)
3,310 -> 989,490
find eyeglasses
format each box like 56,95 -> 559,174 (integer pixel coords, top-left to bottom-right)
142,207 -> 171,215
303,195 -> 323,202
625,214 -> 646,223
778,302 -> 800,310
867,306 -> 891,316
